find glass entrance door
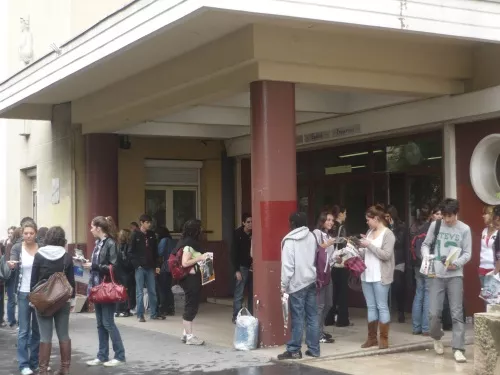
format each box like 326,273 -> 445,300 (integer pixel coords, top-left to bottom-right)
309,175 -> 371,235
342,178 -> 371,236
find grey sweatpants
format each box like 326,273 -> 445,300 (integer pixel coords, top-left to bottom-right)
317,281 -> 333,334
429,277 -> 465,351
36,302 -> 71,343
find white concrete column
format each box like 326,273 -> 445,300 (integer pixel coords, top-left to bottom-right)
443,123 -> 457,199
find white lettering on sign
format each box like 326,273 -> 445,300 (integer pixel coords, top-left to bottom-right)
299,124 -> 361,145
332,124 -> 361,138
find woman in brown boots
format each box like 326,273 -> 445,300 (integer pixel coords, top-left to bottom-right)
30,226 -> 75,375
359,205 -> 395,350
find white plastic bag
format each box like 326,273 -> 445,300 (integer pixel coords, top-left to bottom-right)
480,272 -> 500,305
233,308 -> 259,351
282,293 -> 289,329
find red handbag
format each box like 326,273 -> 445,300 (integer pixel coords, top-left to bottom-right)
344,256 -> 367,278
88,265 -> 128,304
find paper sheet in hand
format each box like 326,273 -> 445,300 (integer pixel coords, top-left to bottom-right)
198,252 -> 215,286
445,246 -> 461,268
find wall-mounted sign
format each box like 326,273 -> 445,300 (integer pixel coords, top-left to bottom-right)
325,165 -> 352,175
299,124 -> 361,146
51,178 -> 60,204
332,124 -> 361,138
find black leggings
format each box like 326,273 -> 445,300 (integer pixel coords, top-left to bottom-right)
392,270 -> 406,313
158,272 -> 175,315
179,273 -> 201,322
331,267 -> 350,326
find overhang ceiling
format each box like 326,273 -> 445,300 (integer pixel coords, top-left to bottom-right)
116,84 -> 420,139
1,0 -> 498,133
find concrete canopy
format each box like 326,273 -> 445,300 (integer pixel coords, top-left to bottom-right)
1,0 -> 500,136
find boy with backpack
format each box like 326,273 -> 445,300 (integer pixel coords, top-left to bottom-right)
421,199 -> 471,364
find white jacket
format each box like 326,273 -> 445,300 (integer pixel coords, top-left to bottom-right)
281,226 -> 317,294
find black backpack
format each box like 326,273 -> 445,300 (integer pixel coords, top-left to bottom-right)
410,220 -> 441,266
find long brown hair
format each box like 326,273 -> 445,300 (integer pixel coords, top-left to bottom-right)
366,205 -> 388,227
316,211 -> 332,231
118,229 -> 131,245
92,216 -> 117,240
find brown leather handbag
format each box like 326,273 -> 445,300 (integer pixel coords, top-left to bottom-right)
29,255 -> 73,317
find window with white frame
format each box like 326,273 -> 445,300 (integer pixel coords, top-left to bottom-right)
144,160 -> 202,232
25,168 -> 37,222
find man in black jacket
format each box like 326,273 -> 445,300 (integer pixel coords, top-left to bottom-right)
128,214 -> 164,322
232,213 -> 253,323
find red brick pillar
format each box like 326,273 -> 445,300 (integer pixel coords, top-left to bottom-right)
250,81 -> 297,347
85,134 -> 119,257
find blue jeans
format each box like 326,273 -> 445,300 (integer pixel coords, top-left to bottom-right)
232,267 -> 253,319
135,267 -> 158,318
17,292 -> 40,371
6,276 -> 17,325
286,283 -> 320,356
95,303 -> 126,362
361,281 -> 391,324
412,268 -> 430,333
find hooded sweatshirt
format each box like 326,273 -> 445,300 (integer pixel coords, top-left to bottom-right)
30,245 -> 76,297
281,226 -> 317,294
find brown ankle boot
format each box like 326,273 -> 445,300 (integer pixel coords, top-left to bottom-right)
38,342 -> 52,375
57,340 -> 71,375
379,322 -> 389,349
361,321 -> 378,348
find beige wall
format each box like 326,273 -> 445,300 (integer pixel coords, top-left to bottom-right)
70,0 -> 133,37
73,125 -> 87,244
7,0 -> 132,76
5,0 -> 131,241
118,137 -> 224,241
471,44 -> 500,91
5,104 -> 76,239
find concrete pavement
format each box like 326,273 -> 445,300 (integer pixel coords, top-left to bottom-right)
0,315 -> 348,375
0,305 -> 475,375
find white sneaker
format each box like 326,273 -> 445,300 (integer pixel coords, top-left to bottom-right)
433,339 -> 444,355
86,358 -> 104,366
186,335 -> 205,346
454,350 -> 467,363
103,359 -> 125,367
20,368 -> 33,375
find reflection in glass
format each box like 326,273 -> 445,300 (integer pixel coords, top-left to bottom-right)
145,190 -> 166,230
173,190 -> 197,232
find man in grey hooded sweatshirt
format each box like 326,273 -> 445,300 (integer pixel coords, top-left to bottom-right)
278,212 -> 320,360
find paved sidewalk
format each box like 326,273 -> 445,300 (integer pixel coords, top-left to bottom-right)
77,302 -> 474,362
309,345 -> 474,375
0,317 -> 348,375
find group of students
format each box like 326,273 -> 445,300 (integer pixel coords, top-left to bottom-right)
2,213 -> 211,375
108,214 -> 209,345
278,198 -> 480,364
